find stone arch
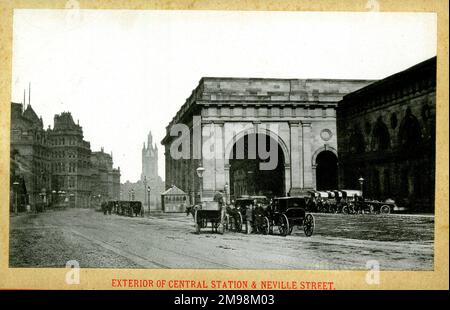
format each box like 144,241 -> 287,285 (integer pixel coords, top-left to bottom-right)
399,108 -> 422,150
224,125 -> 291,198
311,145 -> 338,190
311,145 -> 338,167
224,125 -> 290,166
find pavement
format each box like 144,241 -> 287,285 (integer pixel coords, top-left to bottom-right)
9,208 -> 434,270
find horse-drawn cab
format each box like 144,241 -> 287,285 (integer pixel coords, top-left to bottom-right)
267,196 -> 315,237
232,196 -> 269,233
193,191 -> 226,234
314,191 -> 332,213
340,190 -> 362,214
363,198 -> 398,214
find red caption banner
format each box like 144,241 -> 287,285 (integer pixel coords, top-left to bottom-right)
111,279 -> 335,290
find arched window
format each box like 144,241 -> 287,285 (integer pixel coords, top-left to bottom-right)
399,108 -> 422,150
371,117 -> 390,151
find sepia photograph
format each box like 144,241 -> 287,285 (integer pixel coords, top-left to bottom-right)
6,6 -> 439,275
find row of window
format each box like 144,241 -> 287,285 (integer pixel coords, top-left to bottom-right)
164,196 -> 187,202
349,107 -> 430,153
50,137 -> 80,146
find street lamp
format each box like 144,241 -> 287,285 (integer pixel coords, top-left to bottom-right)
143,176 -> 148,207
147,186 -> 151,213
358,177 -> 365,199
196,166 -> 205,204
61,191 -> 67,207
224,182 -> 229,205
52,190 -> 56,206
13,181 -> 19,215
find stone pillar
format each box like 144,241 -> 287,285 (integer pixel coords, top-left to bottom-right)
289,121 -> 303,195
201,122 -> 216,200
302,122 -> 314,189
214,122 -> 226,192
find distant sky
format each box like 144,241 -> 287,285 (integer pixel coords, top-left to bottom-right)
11,10 -> 437,182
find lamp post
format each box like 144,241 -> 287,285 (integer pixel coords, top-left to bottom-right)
57,190 -> 62,206
13,181 -> 19,215
61,191 -> 67,208
224,182 -> 229,205
358,177 -> 365,199
147,186 -> 151,213
196,166 -> 205,204
52,190 -> 56,206
143,176 -> 148,207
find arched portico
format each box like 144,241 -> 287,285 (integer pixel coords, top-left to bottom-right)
311,145 -> 338,190
224,125 -> 291,198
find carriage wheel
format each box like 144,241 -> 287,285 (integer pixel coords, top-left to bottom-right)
278,214 -> 289,236
348,204 -> 355,214
342,205 -> 349,214
380,205 -> 391,214
303,214 -> 315,237
260,216 -> 270,235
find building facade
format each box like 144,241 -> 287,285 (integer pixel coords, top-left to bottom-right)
10,101 -> 120,210
337,57 -> 436,212
48,112 -> 92,208
90,148 -> 121,206
161,77 -> 373,203
10,102 -> 51,210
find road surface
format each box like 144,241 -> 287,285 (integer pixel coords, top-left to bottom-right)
9,208 -> 433,270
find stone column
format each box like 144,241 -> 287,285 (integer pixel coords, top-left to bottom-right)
214,122 -> 226,192
302,122 -> 313,189
201,121 -> 215,200
289,121 -> 303,195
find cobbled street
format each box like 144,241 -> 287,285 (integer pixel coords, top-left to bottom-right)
9,208 -> 433,270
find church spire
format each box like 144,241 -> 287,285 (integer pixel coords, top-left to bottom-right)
28,82 -> 31,107
147,131 -> 153,150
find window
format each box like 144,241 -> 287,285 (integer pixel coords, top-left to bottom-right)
399,108 -> 422,150
371,117 -> 390,151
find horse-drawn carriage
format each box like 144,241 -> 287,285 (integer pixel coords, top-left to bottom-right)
102,200 -> 143,217
264,197 -> 315,237
310,191 -> 334,213
192,201 -> 226,234
356,198 -> 397,214
229,196 -> 269,234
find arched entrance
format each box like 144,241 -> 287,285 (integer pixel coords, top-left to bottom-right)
315,151 -> 338,190
229,133 -> 285,199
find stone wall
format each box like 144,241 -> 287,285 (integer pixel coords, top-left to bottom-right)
337,57 -> 436,212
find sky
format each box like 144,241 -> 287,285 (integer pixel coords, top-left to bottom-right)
11,10 -> 437,182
